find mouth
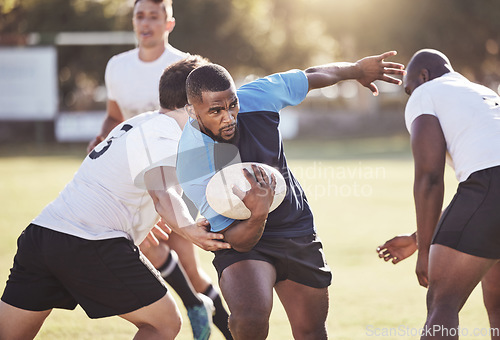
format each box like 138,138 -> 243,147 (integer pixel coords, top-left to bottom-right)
220,124 -> 236,138
139,31 -> 153,38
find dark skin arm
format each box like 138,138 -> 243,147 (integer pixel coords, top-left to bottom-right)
305,51 -> 405,94
218,52 -> 404,251
411,114 -> 446,287
87,99 -> 124,153
221,165 -> 277,253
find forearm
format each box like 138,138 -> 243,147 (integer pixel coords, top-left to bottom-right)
223,214 -> 267,252
413,176 -> 444,253
305,62 -> 361,90
153,188 -> 195,236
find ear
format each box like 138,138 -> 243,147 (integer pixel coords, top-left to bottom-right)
165,17 -> 176,33
420,69 -> 430,82
185,104 -> 196,119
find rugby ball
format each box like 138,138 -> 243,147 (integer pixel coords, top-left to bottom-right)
206,162 -> 287,219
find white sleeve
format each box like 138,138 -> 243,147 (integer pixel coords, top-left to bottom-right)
126,121 -> 179,189
104,57 -> 117,102
404,87 -> 437,133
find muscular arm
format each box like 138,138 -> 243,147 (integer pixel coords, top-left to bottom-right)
305,51 -> 405,95
411,114 -> 446,287
87,100 -> 124,153
222,214 -> 267,253
220,166 -> 276,253
146,166 -> 230,251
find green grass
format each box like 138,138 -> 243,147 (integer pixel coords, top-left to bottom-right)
0,139 -> 490,339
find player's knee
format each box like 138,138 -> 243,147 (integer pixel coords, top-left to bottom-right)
228,312 -> 269,339
167,311 -> 183,336
483,284 -> 500,313
292,327 -> 327,340
291,319 -> 327,340
137,315 -> 182,339
426,286 -> 462,313
484,297 -> 500,318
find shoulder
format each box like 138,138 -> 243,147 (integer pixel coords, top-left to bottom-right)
105,48 -> 139,76
162,45 -> 189,63
239,70 -> 307,93
237,70 -> 308,113
404,78 -> 440,132
107,48 -> 139,67
164,44 -> 188,58
134,112 -> 180,138
178,119 -> 203,151
126,113 -> 181,159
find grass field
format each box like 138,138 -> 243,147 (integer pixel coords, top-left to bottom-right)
0,137 -> 491,339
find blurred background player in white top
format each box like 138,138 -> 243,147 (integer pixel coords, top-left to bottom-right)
86,0 -> 232,338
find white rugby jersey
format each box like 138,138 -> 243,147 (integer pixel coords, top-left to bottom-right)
405,72 -> 500,182
33,112 -> 182,245
105,45 -> 187,119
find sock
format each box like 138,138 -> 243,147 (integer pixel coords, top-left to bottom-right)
158,250 -> 202,308
203,284 -> 233,339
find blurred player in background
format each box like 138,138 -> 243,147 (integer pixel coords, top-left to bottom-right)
0,55 -> 230,340
87,0 -> 232,338
377,49 -> 500,339
176,51 -> 405,339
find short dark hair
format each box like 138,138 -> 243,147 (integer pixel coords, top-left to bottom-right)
407,49 -> 452,81
134,0 -> 173,18
186,64 -> 234,104
159,55 -> 210,110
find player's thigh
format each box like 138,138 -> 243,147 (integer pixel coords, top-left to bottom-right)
219,259 -> 276,316
275,280 -> 329,330
0,300 -> 51,339
120,291 -> 181,333
428,244 -> 497,308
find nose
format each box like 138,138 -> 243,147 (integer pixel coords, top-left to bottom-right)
222,109 -> 235,124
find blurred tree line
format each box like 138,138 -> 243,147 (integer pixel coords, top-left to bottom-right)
1,0 -> 499,111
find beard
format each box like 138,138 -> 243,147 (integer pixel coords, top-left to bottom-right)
200,120 -> 240,144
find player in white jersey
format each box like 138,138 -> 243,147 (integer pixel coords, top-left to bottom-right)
0,55 -> 230,340
376,49 -> 500,339
87,1 -> 233,338
104,43 -> 187,120
88,0 -> 186,149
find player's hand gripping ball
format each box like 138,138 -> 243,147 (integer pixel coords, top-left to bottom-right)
206,162 -> 287,219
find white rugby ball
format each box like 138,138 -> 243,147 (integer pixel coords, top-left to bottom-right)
206,162 -> 287,219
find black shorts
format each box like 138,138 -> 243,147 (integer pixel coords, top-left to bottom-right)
433,166 -> 500,259
213,233 -> 332,288
1,224 -> 168,318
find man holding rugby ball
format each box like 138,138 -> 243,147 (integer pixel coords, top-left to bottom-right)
176,51 -> 405,339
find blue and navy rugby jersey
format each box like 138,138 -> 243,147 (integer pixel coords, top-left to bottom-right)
176,69 -> 315,238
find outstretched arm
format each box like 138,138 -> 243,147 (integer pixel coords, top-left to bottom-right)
305,51 -> 405,95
